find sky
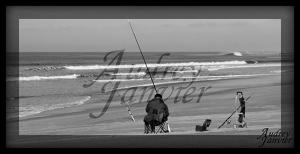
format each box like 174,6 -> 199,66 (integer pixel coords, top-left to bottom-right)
19,19 -> 281,52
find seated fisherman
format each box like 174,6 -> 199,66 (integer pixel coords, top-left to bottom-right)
144,94 -> 169,133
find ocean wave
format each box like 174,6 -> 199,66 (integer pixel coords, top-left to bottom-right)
7,74 -> 79,82
109,71 -> 198,76
94,73 -> 275,83
224,51 -> 243,56
19,96 -> 91,118
102,73 -> 275,91
270,70 -> 284,73
26,66 -> 65,71
172,70 -> 199,73
64,60 -> 248,70
78,63 -> 280,78
207,63 -> 280,71
110,72 -> 147,76
245,60 -> 258,64
13,63 -> 281,82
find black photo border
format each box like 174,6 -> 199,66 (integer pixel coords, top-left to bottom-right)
4,1 -> 296,149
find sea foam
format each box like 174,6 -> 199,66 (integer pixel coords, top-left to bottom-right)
7,74 -> 79,82
64,61 -> 248,70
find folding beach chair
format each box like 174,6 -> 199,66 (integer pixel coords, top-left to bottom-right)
144,120 -> 170,134
144,112 -> 171,134
155,121 -> 170,133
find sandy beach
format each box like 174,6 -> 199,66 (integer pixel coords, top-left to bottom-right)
7,71 -> 292,148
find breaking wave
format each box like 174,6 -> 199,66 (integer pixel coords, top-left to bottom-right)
7,74 -> 79,82
110,72 -> 147,76
270,70 -> 284,73
224,52 -> 243,56
94,73 -> 275,83
64,61 -> 248,70
100,73 -> 276,92
26,66 -> 65,71
207,63 -> 280,71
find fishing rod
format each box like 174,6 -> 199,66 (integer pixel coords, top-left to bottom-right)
128,19 -> 158,94
125,101 -> 136,122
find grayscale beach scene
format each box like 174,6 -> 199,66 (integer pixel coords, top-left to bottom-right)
6,19 -> 292,139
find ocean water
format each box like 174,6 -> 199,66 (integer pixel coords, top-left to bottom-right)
6,51 -> 288,119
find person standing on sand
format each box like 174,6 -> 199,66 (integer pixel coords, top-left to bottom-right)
144,94 -> 169,133
235,91 -> 247,127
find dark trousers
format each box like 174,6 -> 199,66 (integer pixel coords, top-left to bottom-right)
238,107 -> 246,123
144,114 -> 168,132
240,106 -> 245,117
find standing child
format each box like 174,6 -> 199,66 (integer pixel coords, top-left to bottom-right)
235,91 -> 247,128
